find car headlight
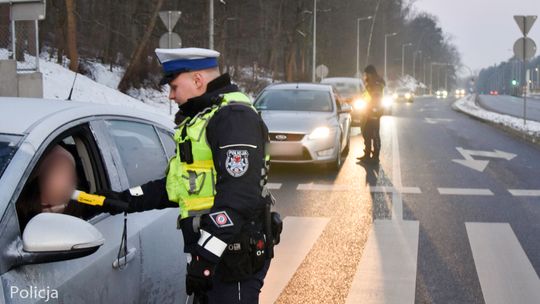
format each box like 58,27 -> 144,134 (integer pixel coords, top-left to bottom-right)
353,98 -> 367,110
382,96 -> 394,108
308,127 -> 330,140
405,93 -> 411,99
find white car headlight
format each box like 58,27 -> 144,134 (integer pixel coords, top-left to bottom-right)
308,127 -> 331,140
405,93 -> 411,99
382,96 -> 394,108
353,98 -> 367,110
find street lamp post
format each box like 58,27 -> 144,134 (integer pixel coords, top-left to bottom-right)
209,0 -> 214,49
312,0 -> 317,82
384,32 -> 397,82
356,16 -> 373,76
423,56 -> 429,89
534,67 -> 540,90
401,42 -> 412,77
412,50 -> 422,80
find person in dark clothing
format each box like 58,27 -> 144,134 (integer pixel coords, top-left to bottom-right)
99,48 -> 280,304
358,65 -> 386,164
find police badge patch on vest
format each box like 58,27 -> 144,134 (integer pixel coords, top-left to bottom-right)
209,211 -> 234,228
225,150 -> 249,177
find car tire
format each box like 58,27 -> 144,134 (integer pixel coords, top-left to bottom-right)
329,142 -> 343,171
343,128 -> 351,155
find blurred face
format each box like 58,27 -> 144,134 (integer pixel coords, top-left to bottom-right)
39,158 -> 76,213
168,71 -> 207,105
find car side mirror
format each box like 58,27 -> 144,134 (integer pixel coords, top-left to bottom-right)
18,213 -> 104,266
339,104 -> 353,113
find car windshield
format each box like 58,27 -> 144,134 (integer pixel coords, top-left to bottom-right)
331,83 -> 360,97
255,89 -> 333,112
0,134 -> 23,179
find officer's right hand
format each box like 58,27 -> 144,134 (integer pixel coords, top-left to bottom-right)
95,190 -> 130,215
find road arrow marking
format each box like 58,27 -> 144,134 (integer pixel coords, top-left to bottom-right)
424,118 -> 453,124
452,147 -> 516,172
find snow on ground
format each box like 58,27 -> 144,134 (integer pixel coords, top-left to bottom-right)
0,49 -> 177,120
453,95 -> 540,138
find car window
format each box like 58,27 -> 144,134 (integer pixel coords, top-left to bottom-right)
0,134 -> 23,179
157,128 -> 176,159
254,89 -> 334,112
105,120 -> 169,187
15,129 -> 106,230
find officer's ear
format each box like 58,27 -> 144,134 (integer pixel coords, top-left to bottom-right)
192,72 -> 205,91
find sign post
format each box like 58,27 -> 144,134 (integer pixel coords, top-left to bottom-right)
513,15 -> 537,125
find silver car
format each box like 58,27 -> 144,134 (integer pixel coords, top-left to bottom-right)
254,83 -> 352,170
0,98 -> 187,303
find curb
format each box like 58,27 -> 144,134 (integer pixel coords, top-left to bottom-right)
452,95 -> 540,146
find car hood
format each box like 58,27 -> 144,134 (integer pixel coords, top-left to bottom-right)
260,111 -> 338,134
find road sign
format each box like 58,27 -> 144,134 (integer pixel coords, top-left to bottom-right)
159,32 -> 182,49
513,37 -> 537,61
159,11 -> 181,32
514,15 -> 537,36
316,64 -> 329,79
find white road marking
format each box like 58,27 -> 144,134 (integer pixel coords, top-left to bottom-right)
346,220 -> 420,304
452,147 -> 517,172
260,216 -> 330,304
424,118 -> 453,124
266,183 -> 282,190
508,189 -> 540,197
466,222 -> 540,304
391,119 -> 403,220
370,186 -> 422,194
438,188 -> 494,195
296,183 -> 421,194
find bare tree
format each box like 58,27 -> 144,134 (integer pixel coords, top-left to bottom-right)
117,0 -> 164,93
65,0 -> 78,71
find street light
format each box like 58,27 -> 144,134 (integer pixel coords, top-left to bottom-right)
384,32 -> 398,82
412,50 -> 422,80
401,42 -> 412,77
312,0 -> 317,82
534,68 -> 540,90
356,16 -> 373,76
208,0 -> 227,49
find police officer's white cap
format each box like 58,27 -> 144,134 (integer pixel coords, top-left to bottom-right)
155,48 -> 220,85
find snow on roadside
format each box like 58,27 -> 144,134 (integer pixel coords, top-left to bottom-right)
453,95 -> 540,137
39,58 -> 175,120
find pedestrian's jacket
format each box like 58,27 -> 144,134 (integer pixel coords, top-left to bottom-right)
364,76 -> 386,119
120,73 -> 270,263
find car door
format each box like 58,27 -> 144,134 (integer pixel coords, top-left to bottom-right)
333,91 -> 351,149
99,119 -> 187,304
0,120 -> 142,304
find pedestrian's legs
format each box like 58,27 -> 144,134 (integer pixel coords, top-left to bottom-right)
363,119 -> 374,157
206,260 -> 271,304
372,118 -> 381,160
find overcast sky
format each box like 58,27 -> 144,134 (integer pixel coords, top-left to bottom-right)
412,0 -> 540,73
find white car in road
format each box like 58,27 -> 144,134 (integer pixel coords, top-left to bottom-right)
254,83 -> 352,171
0,98 -> 187,303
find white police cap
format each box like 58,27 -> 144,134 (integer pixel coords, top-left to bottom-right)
155,48 -> 220,84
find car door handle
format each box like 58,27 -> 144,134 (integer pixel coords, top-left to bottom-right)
112,247 -> 137,269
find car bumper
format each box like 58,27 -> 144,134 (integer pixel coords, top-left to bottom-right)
268,132 -> 339,164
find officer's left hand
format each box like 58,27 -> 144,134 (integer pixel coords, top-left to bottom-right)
186,254 -> 216,296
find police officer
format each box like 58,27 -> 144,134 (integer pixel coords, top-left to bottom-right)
358,65 -> 385,164
102,48 -> 280,304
